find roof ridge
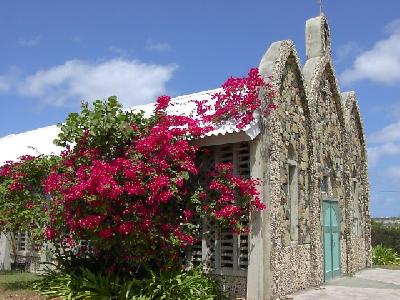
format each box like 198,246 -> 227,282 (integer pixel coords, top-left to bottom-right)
1,89 -> 221,138
0,125 -> 59,142
127,88 -> 220,111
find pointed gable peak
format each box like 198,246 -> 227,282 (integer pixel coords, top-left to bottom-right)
305,14 -> 331,60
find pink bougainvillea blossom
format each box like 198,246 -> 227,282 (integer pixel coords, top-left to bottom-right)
0,67 -> 274,272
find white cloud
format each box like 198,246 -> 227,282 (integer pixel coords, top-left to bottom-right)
109,46 -> 129,57
146,39 -> 172,52
369,120 -> 400,144
0,76 -> 11,92
18,37 -> 40,47
5,58 -> 177,107
371,103 -> 400,120
385,19 -> 400,34
0,67 -> 21,93
368,119 -> 400,165
341,19 -> 400,85
336,42 -> 362,62
368,142 -> 400,165
385,166 -> 400,178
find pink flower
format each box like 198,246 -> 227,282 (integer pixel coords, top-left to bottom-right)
176,177 -> 184,187
34,67 -> 272,270
182,209 -> 193,222
155,95 -> 171,112
0,165 -> 13,177
18,155 -> 35,161
119,221 -> 134,235
78,215 -> 103,229
162,223 -> 172,234
8,181 -> 23,192
173,228 -> 195,247
99,228 -> 113,239
264,103 -> 278,115
214,205 -> 241,219
252,198 -> 266,210
63,236 -> 76,247
44,227 -> 56,240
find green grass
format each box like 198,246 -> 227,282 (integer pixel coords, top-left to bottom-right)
0,271 -> 43,299
373,265 -> 400,270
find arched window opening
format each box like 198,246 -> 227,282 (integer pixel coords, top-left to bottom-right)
287,144 -> 299,243
352,168 -> 361,237
320,166 -> 331,194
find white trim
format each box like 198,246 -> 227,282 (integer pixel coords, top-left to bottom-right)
194,131 -> 259,147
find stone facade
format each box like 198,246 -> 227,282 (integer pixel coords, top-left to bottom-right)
250,14 -> 371,299
268,54 -> 313,297
217,275 -> 247,299
343,91 -> 371,273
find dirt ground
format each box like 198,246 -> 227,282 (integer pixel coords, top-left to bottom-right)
0,272 -> 43,300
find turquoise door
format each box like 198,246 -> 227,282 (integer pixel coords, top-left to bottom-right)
323,201 -> 341,281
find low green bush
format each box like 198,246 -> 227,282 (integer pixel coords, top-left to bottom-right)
371,220 -> 400,253
372,244 -> 400,266
32,271 -> 80,299
131,268 -> 222,300
32,267 -> 223,300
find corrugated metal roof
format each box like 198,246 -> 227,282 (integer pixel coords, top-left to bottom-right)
0,125 -> 62,166
0,89 -> 260,165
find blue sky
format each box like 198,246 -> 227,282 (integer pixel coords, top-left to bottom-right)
0,1 -> 400,217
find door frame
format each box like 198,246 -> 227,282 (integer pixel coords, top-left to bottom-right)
322,199 -> 341,281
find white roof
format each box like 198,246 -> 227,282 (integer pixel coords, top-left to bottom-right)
0,125 -> 63,166
0,89 -> 260,165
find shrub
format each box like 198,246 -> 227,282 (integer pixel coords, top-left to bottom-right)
5,68 -> 271,275
0,155 -> 59,244
32,267 -> 223,300
372,244 -> 400,266
371,220 -> 400,254
32,271 -> 77,299
131,267 -> 222,300
2,67 -> 276,297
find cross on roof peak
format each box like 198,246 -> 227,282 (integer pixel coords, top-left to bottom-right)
318,0 -> 324,15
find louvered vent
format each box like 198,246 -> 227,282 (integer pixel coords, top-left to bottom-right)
219,144 -> 234,164
215,142 -> 250,273
189,218 -> 202,265
187,147 -> 216,268
16,232 -> 28,251
216,144 -> 235,271
220,230 -> 235,268
205,218 -> 216,270
239,214 -> 250,269
237,142 -> 250,178
186,142 -> 251,276
198,147 -> 215,184
235,143 -> 250,271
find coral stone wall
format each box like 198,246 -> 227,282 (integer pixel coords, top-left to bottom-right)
278,58 -> 311,246
217,275 -> 247,299
272,244 -> 312,296
270,56 -> 313,296
313,67 -> 348,274
258,15 -> 370,300
345,98 -> 371,272
351,237 -> 367,270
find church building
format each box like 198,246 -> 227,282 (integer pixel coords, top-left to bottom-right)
0,14 -> 371,299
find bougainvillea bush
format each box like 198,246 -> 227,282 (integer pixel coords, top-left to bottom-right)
0,68 -> 275,278
0,155 -> 59,254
